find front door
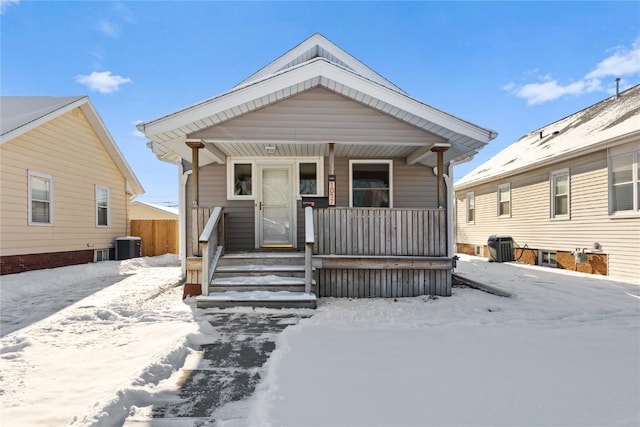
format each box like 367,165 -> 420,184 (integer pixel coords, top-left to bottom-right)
257,165 -> 295,247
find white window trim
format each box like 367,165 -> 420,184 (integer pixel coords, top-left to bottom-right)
550,169 -> 570,220
28,170 -> 54,226
497,183 -> 511,218
227,157 -> 326,201
539,249 -> 558,267
466,192 -> 475,224
295,157 -> 325,198
349,159 -> 394,208
95,185 -> 110,227
227,159 -> 256,201
608,149 -> 640,217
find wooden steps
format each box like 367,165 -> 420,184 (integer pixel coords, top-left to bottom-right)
195,252 -> 317,309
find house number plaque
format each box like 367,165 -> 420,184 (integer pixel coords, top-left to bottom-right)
328,175 -> 336,206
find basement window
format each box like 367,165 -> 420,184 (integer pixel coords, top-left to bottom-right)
94,249 -> 110,262
539,250 -> 557,268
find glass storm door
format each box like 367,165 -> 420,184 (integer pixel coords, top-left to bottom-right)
258,166 -> 293,247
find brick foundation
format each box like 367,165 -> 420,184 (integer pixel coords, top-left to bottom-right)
0,249 -> 113,275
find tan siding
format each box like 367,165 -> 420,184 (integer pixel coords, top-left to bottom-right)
0,108 -> 129,257
130,205 -> 178,220
456,146 -> 640,281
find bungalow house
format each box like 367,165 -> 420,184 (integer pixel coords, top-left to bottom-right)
137,34 -> 497,307
455,84 -> 640,282
0,96 -> 144,274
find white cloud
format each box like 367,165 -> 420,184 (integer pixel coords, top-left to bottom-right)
75,71 -> 132,94
95,19 -> 120,37
0,0 -> 19,14
506,38 -> 640,105
131,120 -> 145,138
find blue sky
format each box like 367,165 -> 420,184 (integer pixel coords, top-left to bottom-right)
2,1 -> 639,206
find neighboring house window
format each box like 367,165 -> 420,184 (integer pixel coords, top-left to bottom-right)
551,169 -> 570,218
227,160 -> 255,200
349,160 -> 393,207
466,192 -> 475,223
96,186 -> 110,226
28,171 -> 53,225
539,250 -> 558,267
498,183 -> 511,217
610,151 -> 639,213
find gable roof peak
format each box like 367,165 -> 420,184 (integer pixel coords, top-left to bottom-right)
234,33 -> 406,94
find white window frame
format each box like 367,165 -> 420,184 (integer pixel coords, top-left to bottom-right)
94,248 -> 110,262
497,183 -> 511,218
466,192 -> 475,224
28,170 -> 54,225
608,149 -> 640,216
539,250 -> 558,267
295,157 -> 324,198
96,185 -> 110,227
550,169 -> 570,220
227,159 -> 256,201
349,160 -> 393,208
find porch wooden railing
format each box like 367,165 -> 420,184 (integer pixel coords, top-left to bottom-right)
304,206 -> 314,294
311,207 -> 452,297
196,207 -> 224,295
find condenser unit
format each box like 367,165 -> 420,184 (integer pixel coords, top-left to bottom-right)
115,237 -> 141,260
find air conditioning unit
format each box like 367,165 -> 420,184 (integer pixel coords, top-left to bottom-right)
115,237 -> 141,260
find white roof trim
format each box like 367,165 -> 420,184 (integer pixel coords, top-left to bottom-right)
234,33 -> 406,94
140,59 -> 496,149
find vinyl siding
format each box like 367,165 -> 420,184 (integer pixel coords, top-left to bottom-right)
191,157 -> 439,251
456,146 -> 640,281
0,107 -> 129,256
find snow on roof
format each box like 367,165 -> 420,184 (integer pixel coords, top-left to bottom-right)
456,85 -> 640,189
0,96 -> 85,138
132,201 -> 179,216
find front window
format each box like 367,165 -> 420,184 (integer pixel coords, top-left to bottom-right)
29,171 -> 53,225
498,183 -> 510,217
610,152 -> 639,213
466,192 -> 475,223
350,160 -> 392,207
96,186 -> 110,226
551,170 -> 570,218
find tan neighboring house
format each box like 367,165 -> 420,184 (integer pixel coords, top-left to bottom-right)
131,201 -> 179,220
1,96 -> 144,274
455,85 -> 640,282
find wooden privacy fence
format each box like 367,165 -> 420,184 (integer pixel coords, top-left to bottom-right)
311,208 -> 452,297
130,220 -> 178,256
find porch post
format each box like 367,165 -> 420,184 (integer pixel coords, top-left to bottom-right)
186,140 -> 205,207
328,142 -> 336,206
431,144 -> 449,209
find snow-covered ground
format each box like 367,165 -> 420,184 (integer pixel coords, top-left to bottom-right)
1,254 -> 639,427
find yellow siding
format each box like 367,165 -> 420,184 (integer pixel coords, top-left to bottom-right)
456,146 -> 640,281
1,107 -> 129,256
130,204 -> 178,220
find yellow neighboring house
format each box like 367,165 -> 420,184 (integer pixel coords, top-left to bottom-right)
130,201 -> 179,220
1,96 -> 144,274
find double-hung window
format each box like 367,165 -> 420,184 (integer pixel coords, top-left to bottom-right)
497,183 -> 510,217
609,151 -> 640,213
551,169 -> 570,219
349,160 -> 392,207
466,192 -> 475,223
29,171 -> 53,225
96,186 -> 110,226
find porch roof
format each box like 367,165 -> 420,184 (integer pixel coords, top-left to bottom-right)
138,34 -> 497,168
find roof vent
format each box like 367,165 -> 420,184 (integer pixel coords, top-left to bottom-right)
616,77 -> 621,99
